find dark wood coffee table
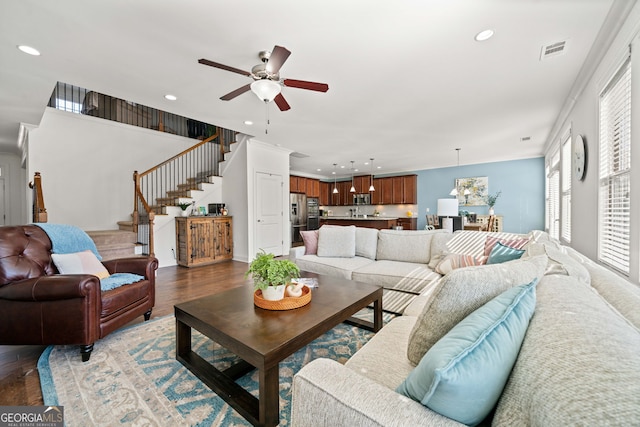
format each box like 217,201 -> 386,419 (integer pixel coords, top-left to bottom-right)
174,272 -> 382,427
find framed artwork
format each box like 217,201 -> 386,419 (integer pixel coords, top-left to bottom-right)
455,176 -> 488,206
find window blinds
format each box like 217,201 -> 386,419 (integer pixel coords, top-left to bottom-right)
561,134 -> 572,243
598,58 -> 631,274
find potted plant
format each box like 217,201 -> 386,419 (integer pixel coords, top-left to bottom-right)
245,250 -> 300,301
177,201 -> 192,217
486,191 -> 502,215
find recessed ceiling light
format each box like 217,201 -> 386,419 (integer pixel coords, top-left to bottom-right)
164,94 -> 177,101
17,45 -> 40,56
474,29 -> 494,42
316,168 -> 322,172
244,120 -> 253,125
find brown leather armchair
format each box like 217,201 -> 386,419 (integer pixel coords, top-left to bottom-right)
0,225 -> 158,361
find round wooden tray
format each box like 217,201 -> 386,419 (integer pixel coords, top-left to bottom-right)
254,286 -> 312,310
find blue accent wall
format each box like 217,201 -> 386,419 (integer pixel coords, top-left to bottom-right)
414,157 -> 545,233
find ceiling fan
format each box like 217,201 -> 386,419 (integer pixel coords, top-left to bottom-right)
198,45 -> 329,111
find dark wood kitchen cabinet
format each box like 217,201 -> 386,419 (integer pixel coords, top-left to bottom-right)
403,175 -> 417,204
305,178 -> 320,198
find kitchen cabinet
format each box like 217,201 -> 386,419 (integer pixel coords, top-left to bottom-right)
322,174 -> 417,206
319,181 -> 331,206
396,217 -> 417,230
306,178 -> 320,198
403,175 -> 417,204
370,178 -> 383,205
289,175 -> 304,193
320,217 -> 398,230
339,181 -> 352,205
353,175 -> 371,194
175,216 -> 233,267
381,178 -> 394,204
391,176 -> 404,204
290,175 -> 320,198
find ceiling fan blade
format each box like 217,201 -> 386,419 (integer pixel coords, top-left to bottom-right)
283,79 -> 329,92
266,45 -> 291,74
198,58 -> 251,77
220,84 -> 251,101
274,93 -> 291,111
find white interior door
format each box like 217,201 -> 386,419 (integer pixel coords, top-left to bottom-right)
255,172 -> 284,256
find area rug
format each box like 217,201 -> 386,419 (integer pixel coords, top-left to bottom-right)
38,311 -> 391,426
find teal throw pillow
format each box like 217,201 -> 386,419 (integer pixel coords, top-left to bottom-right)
396,280 -> 538,426
486,241 -> 525,265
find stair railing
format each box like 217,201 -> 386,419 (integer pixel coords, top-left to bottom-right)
133,129 -> 234,256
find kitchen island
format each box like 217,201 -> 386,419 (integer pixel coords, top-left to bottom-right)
320,216 -> 399,230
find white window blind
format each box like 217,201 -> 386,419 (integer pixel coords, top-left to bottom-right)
546,149 -> 560,240
561,133 -> 572,243
598,58 -> 631,274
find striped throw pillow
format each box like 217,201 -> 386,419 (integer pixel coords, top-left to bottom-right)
435,253 -> 487,275
484,236 -> 529,257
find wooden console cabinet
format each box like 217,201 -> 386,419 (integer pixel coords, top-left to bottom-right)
175,216 -> 233,267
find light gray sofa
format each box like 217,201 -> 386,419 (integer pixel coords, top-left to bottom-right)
290,230 -> 640,426
290,226 -> 452,314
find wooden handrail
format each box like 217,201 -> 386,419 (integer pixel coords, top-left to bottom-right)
138,132 -> 220,179
28,172 -> 48,223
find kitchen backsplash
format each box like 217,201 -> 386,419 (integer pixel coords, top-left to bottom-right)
321,204 -> 418,218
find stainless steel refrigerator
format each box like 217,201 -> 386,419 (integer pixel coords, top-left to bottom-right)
290,193 -> 307,244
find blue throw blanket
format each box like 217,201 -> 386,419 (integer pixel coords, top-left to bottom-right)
100,273 -> 145,291
34,223 -> 102,260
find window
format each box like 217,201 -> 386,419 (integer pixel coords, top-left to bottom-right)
546,148 -> 560,240
561,132 -> 572,243
598,58 -> 631,274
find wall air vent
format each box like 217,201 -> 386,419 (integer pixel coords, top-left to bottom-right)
540,40 -> 568,61
290,152 -> 310,158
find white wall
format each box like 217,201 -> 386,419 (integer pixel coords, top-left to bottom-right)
27,107 -> 199,230
222,135 -> 249,262
0,152 -> 26,225
548,2 -> 640,283
222,135 -> 291,263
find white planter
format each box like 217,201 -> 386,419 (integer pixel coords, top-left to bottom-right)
261,285 -> 286,301
180,207 -> 190,217
488,207 -> 495,215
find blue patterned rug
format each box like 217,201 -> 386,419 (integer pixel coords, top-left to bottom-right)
39,311 -> 390,426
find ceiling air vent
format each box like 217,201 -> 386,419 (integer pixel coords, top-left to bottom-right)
290,152 -> 310,158
540,40 -> 568,61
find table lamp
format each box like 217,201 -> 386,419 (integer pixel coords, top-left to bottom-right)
437,198 -> 459,233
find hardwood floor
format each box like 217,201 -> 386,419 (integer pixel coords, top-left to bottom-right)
0,260 -> 251,406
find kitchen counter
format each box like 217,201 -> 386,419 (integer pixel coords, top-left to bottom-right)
320,217 -> 399,230
324,216 -> 400,220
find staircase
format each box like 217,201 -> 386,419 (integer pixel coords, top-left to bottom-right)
87,229 -> 140,260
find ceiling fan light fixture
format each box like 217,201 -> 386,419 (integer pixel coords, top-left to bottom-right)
250,79 -> 281,102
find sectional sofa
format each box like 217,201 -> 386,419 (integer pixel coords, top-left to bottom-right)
290,226 -> 452,314
290,227 -> 640,426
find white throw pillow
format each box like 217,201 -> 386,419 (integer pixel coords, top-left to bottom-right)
51,250 -> 110,279
317,225 -> 356,258
355,227 -> 378,260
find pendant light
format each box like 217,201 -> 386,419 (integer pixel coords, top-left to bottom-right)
368,158 -> 375,191
449,148 -> 461,196
349,161 -> 356,193
332,163 -> 339,194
